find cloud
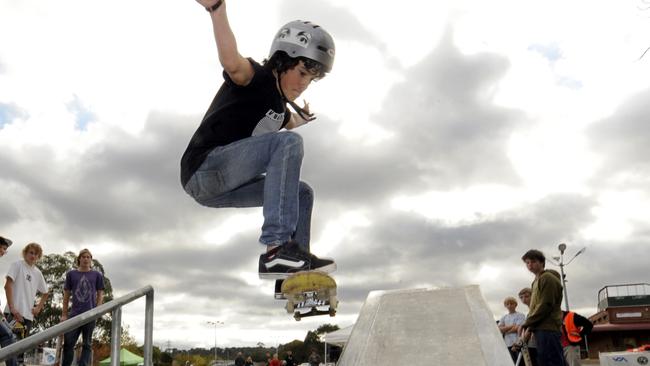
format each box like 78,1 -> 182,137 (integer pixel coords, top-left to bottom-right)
278,0 -> 387,52
588,88 -> 650,186
300,27 -> 523,208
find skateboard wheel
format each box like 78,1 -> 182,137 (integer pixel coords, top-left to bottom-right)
329,308 -> 336,317
329,296 -> 338,309
286,301 -> 294,313
294,311 -> 301,321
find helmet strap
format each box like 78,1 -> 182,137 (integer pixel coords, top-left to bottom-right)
277,72 -> 316,122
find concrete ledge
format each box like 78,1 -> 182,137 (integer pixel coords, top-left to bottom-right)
337,286 -> 512,366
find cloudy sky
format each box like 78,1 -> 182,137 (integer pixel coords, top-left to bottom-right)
2,0 -> 650,350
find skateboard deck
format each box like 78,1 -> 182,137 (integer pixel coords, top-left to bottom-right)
54,334 -> 64,366
280,271 -> 338,321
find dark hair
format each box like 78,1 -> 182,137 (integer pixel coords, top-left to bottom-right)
521,249 -> 546,265
263,51 -> 327,79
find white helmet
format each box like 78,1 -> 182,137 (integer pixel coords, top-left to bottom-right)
269,20 -> 335,73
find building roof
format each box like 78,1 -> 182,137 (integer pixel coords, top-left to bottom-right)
592,323 -> 650,332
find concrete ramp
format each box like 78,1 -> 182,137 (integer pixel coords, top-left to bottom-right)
337,286 -> 511,366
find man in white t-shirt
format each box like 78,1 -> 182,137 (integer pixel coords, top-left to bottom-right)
3,242 -> 49,364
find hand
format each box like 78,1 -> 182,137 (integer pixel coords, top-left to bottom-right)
301,100 -> 311,115
32,306 -> 41,317
11,310 -> 23,323
195,0 -> 221,9
295,100 -> 316,124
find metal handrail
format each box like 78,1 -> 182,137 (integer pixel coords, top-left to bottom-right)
0,285 -> 154,366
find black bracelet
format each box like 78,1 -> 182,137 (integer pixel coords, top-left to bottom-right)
205,0 -> 223,13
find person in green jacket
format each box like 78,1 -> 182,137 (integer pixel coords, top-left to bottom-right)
520,249 -> 567,366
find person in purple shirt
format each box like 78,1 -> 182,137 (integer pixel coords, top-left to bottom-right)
61,249 -> 105,366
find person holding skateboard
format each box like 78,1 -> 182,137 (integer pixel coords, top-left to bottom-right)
4,242 -> 49,365
0,236 -> 18,366
520,249 -> 567,366
181,0 -> 337,279
61,248 -> 105,366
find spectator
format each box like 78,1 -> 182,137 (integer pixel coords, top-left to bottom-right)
0,236 -> 17,366
284,350 -> 296,366
3,242 -> 49,365
520,249 -> 566,366
308,349 -> 321,366
61,249 -> 105,366
235,352 -> 245,366
562,310 -> 593,366
518,287 -> 539,366
499,296 -> 526,362
269,353 -> 282,366
244,356 -> 254,366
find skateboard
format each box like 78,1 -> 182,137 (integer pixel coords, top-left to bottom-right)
54,334 -> 64,366
512,336 -> 533,366
279,271 -> 338,321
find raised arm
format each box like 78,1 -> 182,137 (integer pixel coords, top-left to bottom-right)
196,0 -> 254,86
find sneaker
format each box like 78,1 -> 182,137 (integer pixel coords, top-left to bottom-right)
258,241 -> 336,279
274,279 -> 286,299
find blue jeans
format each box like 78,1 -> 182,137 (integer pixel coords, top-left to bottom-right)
0,319 -> 17,366
533,330 -> 567,366
184,131 -> 313,251
62,320 -> 95,366
3,314 -> 31,365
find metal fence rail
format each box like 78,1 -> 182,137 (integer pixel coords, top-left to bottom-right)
0,285 -> 154,366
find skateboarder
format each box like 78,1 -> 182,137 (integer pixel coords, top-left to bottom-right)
181,0 -> 337,279
61,249 -> 105,366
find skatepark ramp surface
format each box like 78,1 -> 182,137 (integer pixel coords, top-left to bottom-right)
337,286 -> 511,366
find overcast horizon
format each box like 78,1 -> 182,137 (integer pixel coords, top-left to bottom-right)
1,0 -> 650,350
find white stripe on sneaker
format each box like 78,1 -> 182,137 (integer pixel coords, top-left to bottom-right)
265,258 -> 306,269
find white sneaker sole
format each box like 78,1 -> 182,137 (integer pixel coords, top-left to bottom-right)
258,262 -> 337,280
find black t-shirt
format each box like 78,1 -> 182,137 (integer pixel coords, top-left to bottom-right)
180,59 -> 290,187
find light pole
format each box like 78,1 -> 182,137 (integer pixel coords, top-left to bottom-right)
550,243 -> 586,311
206,321 -> 224,364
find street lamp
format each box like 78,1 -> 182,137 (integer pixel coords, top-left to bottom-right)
206,321 -> 224,364
549,243 -> 586,311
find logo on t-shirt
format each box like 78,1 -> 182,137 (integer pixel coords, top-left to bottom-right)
26,274 -> 32,282
252,109 -> 285,136
74,275 -> 94,303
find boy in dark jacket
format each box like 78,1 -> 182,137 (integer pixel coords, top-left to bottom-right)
521,249 -> 567,366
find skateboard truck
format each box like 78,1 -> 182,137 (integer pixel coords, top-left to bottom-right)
279,271 -> 338,321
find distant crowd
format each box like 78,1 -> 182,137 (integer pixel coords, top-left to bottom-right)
499,249 -> 593,366
0,235 -> 105,366
219,349 -> 322,366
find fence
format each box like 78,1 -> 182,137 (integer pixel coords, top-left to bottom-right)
0,285 -> 154,366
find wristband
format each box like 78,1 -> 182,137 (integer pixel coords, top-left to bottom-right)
205,0 -> 223,13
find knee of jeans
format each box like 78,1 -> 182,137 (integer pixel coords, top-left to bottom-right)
278,131 -> 304,155
299,181 -> 314,202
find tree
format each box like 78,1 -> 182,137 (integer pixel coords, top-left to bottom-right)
35,251 -> 114,342
315,324 -> 339,335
